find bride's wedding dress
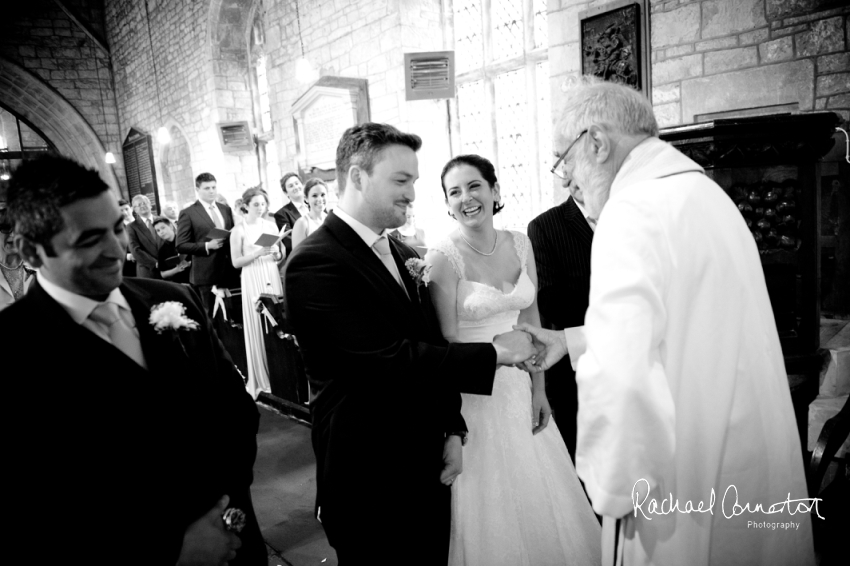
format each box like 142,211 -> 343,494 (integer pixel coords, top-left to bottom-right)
433,231 -> 601,566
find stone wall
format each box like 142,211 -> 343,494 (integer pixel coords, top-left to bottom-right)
548,0 -> 848,128
0,0 -> 122,192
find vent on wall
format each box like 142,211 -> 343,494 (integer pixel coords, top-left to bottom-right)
404,51 -> 455,101
216,121 -> 254,153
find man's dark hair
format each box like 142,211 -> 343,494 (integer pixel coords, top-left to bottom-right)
7,154 -> 110,250
195,172 -> 216,188
280,172 -> 301,194
440,154 -> 505,216
118,198 -> 129,207
335,123 -> 422,193
152,216 -> 172,229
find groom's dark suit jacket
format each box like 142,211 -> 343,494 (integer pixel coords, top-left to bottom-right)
273,201 -> 302,257
284,211 -> 497,562
527,196 -> 593,460
0,278 -> 261,564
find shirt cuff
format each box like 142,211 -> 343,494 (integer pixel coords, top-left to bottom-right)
563,326 -> 586,371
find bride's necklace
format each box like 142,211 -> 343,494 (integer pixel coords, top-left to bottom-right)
459,230 -> 498,256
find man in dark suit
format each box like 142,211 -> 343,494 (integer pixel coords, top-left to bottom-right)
176,172 -> 239,315
127,194 -> 162,279
273,172 -> 306,257
284,123 -> 536,564
119,198 -> 137,277
527,186 -> 593,460
1,154 -> 264,565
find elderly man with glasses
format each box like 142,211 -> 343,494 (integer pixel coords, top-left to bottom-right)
518,77 -> 813,566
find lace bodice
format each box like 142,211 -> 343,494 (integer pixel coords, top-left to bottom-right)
431,231 -> 534,340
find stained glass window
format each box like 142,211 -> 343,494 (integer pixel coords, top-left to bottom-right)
453,0 -> 551,230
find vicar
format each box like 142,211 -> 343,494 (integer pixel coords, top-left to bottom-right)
518,77 -> 814,566
1,154 -> 264,565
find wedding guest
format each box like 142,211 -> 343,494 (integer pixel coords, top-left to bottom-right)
176,173 -> 240,316
273,172 -> 306,256
118,198 -> 136,277
153,217 -> 190,284
233,198 -> 245,226
526,183 -> 593,458
389,203 -> 426,248
0,191 -> 35,311
427,154 -> 600,565
127,194 -> 161,279
162,201 -> 180,222
230,187 -> 284,400
284,122 -> 537,564
518,77 -> 814,566
1,153 -> 265,565
290,178 -> 327,249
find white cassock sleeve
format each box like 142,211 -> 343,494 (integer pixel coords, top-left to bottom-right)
574,195 -> 676,519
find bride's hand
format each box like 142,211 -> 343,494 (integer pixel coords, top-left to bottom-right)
440,435 -> 463,486
531,389 -> 552,435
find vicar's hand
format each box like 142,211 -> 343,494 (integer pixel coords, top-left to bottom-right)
440,435 -> 463,486
531,388 -> 552,435
492,330 -> 537,366
513,324 -> 568,372
177,494 -> 241,566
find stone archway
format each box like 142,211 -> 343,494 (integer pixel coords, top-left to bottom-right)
0,56 -> 119,191
161,124 -> 195,208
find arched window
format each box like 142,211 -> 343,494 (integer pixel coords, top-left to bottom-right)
0,102 -> 56,182
249,3 -> 280,195
452,0 -> 552,231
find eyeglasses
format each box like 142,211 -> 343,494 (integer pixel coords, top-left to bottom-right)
550,129 -> 588,180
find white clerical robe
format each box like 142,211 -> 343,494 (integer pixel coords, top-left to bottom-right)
575,138 -> 815,566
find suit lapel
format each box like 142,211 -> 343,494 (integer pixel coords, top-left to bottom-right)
563,197 -> 594,249
133,218 -> 158,251
324,213 -> 416,312
215,202 -> 233,230
193,201 -> 216,230
286,202 -> 302,222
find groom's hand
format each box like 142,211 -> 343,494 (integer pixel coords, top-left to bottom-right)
440,435 -> 463,486
513,324 -> 568,372
492,330 -> 537,366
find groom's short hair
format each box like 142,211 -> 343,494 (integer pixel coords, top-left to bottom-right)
335,122 -> 422,193
7,154 -> 109,252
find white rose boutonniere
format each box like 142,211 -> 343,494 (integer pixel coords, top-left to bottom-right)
404,257 -> 431,301
149,301 -> 200,333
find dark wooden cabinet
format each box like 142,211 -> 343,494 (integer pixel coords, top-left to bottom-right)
660,112 -> 841,447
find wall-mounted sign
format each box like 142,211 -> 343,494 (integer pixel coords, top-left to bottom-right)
291,77 -> 369,172
122,127 -> 160,212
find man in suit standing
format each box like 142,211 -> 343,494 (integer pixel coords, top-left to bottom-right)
1,154 -> 265,565
273,172 -> 306,257
127,194 -> 162,279
284,123 -> 537,564
118,198 -> 137,277
176,172 -> 239,315
526,186 -> 593,459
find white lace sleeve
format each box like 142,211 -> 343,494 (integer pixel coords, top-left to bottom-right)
431,238 -> 465,280
510,230 -> 529,271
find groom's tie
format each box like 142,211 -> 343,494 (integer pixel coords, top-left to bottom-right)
89,302 -> 147,368
372,236 -> 409,299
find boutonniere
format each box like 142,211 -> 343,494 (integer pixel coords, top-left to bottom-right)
404,257 -> 431,301
149,301 -> 199,333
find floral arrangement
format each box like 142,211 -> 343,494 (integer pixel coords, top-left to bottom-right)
404,257 -> 431,300
148,301 -> 200,334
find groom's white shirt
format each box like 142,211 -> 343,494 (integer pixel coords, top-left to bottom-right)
37,270 -> 141,347
334,207 -> 405,289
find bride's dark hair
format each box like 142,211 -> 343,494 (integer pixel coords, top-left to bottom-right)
439,154 -> 505,216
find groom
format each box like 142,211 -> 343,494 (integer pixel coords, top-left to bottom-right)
284,122 -> 537,564
1,154 -> 265,565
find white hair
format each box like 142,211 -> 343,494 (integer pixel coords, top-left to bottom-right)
131,194 -> 151,206
556,76 -> 658,146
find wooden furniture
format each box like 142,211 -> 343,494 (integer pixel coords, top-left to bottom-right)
211,287 -> 248,379
659,112 -> 841,448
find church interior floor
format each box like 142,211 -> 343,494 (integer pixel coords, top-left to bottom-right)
253,404 -> 338,566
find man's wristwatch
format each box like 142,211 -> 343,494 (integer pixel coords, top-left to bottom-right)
446,431 -> 468,446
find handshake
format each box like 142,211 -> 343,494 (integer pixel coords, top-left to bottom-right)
491,324 -> 568,372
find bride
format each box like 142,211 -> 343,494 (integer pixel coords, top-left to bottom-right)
426,154 -> 601,566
